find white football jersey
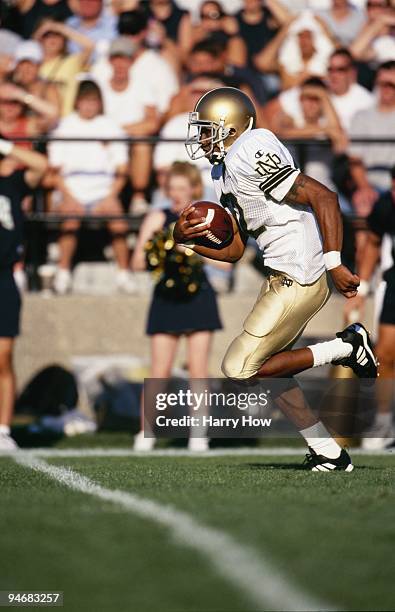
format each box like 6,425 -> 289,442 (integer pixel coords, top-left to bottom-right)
211,128 -> 325,285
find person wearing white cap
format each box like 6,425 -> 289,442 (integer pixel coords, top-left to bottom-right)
97,36 -> 160,214
13,40 -> 61,129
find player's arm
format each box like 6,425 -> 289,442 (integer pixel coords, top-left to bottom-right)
285,173 -> 360,298
173,205 -> 246,263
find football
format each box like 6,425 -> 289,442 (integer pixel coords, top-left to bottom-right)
186,201 -> 234,250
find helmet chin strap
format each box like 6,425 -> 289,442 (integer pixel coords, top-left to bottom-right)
209,116 -> 255,165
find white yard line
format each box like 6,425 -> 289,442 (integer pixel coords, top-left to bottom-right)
14,453 -> 335,612
2,447 -> 393,458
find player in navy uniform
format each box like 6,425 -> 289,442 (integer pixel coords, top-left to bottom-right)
0,137 -> 47,451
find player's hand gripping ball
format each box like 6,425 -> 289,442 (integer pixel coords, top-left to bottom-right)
176,201 -> 234,250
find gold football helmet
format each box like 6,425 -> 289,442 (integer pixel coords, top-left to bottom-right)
185,87 -> 257,163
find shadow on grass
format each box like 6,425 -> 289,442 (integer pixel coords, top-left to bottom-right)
245,462 -> 377,471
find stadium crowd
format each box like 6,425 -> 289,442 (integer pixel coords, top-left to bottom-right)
0,0 -> 395,293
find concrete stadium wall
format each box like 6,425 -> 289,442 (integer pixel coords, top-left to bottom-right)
15,290 -> 375,391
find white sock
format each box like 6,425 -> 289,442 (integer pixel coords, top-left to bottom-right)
0,424 -> 11,436
300,421 -> 342,459
375,412 -> 393,428
308,338 -> 352,368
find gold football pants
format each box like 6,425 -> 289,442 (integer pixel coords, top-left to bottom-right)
222,270 -> 330,380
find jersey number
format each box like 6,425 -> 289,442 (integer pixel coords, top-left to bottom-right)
0,196 -> 14,231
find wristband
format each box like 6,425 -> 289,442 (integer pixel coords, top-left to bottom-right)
0,139 -> 13,156
323,251 -> 341,270
358,279 -> 369,297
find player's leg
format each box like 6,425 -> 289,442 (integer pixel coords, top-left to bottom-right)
134,333 -> 179,451
222,271 -> 331,380
0,338 -> 17,451
186,331 -> 213,451
274,382 -> 352,469
362,323 -> 395,449
221,273 -> 352,470
223,272 -> 376,380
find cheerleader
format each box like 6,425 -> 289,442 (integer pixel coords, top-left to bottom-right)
132,162 -> 224,451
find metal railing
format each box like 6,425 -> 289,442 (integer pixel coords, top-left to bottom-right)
5,135 -> 395,289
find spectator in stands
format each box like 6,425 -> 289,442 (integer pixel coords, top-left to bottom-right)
326,48 -> 374,132
132,162 -> 223,452
98,37 -> 160,214
349,61 -> 395,217
189,1 -> 247,67
351,0 -> 395,64
236,0 -> 290,62
254,12 -> 334,89
268,48 -> 374,134
185,39 -> 263,112
33,19 -> 95,116
0,137 -> 47,451
12,40 -> 61,129
0,17 -> 22,84
14,0 -> 72,39
348,60 -> 395,264
344,166 -> 395,450
272,77 -> 345,144
92,9 -> 179,116
148,0 -> 193,63
153,76 -> 224,206
48,80 -> 135,295
66,0 -> 117,54
0,81 -> 59,143
272,77 -> 347,189
232,0 -> 290,101
317,0 -> 366,47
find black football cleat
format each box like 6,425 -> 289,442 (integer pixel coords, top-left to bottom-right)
303,447 -> 354,472
333,322 -> 377,380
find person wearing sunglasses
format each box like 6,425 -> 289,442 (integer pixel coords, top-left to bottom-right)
190,1 -> 247,67
267,48 -> 374,136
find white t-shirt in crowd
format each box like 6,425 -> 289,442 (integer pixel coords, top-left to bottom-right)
279,83 -> 374,133
49,113 -> 128,204
98,77 -> 156,127
331,83 -> 374,132
92,48 -> 179,115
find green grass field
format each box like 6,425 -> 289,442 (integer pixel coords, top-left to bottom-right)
1,448 -> 394,612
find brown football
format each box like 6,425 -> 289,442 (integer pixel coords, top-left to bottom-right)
186,201 -> 234,250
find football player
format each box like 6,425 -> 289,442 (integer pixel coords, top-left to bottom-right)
174,87 -> 378,471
